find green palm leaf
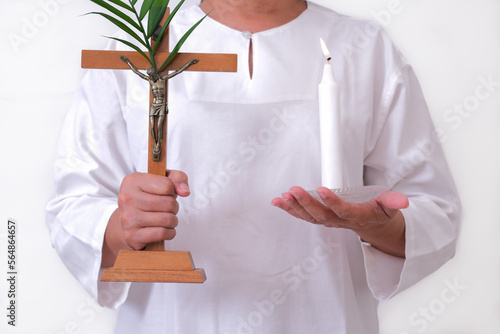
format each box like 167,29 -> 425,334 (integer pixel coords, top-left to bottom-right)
152,0 -> 183,54
158,12 -> 208,72
106,36 -> 152,66
89,0 -> 140,31
87,12 -> 148,49
139,0 -> 156,20
147,0 -> 169,38
107,0 -> 133,11
88,0 -> 207,72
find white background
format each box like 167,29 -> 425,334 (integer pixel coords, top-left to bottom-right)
1,0 -> 499,333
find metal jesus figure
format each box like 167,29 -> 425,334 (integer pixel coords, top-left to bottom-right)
120,56 -> 199,161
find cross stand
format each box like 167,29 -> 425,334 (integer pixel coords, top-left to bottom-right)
81,11 -> 237,283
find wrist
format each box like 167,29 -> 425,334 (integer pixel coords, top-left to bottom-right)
353,211 -> 406,258
101,209 -> 131,268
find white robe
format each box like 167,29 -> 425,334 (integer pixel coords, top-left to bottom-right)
46,2 -> 460,333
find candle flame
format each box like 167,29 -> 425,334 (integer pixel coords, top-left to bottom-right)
320,38 -> 332,62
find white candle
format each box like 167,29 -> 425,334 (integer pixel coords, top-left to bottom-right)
318,38 -> 343,189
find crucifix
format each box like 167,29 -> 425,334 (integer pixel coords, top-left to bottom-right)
81,11 -> 237,283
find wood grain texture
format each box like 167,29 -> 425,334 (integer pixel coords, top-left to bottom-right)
101,269 -> 206,283
112,250 -> 195,270
81,50 -> 238,72
101,250 -> 206,283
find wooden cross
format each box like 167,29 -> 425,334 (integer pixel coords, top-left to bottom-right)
81,11 -> 237,283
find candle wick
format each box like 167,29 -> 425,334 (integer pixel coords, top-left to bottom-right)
327,57 -> 332,63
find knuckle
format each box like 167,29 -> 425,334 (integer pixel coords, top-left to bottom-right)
163,228 -> 176,240
161,179 -> 175,196
123,172 -> 139,185
130,241 -> 145,251
164,214 -> 178,228
122,229 -> 135,244
168,169 -> 188,183
119,209 -> 135,227
315,214 -> 330,224
314,210 -> 332,224
357,220 -> 369,228
167,197 -> 180,214
122,173 -> 132,184
335,208 -> 351,220
118,191 -> 134,207
162,173 -> 175,185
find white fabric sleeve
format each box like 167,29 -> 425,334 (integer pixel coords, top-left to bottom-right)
46,69 -> 135,308
361,58 -> 461,300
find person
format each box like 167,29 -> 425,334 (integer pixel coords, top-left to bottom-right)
46,0 -> 461,333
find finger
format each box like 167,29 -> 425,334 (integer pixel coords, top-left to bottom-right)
317,188 -> 404,225
121,210 -> 179,231
287,187 -> 329,224
317,187 -> 373,222
368,191 -> 409,220
166,169 -> 190,197
125,227 -> 177,250
135,193 -> 180,214
271,196 -> 305,221
118,186 -> 180,214
123,172 -> 176,196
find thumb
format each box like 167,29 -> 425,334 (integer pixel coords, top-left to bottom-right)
377,191 -> 409,211
166,169 -> 190,197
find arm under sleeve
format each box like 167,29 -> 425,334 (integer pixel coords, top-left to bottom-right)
361,63 -> 460,300
46,69 -> 136,308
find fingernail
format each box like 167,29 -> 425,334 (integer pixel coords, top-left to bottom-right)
318,190 -> 327,200
290,191 -> 300,200
179,183 -> 190,193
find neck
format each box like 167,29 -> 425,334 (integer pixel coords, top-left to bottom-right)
199,0 -> 307,33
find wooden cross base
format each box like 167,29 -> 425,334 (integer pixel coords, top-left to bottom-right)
101,250 -> 206,283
